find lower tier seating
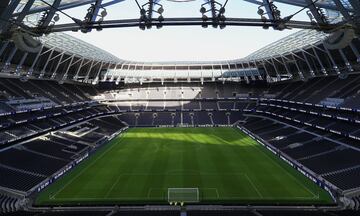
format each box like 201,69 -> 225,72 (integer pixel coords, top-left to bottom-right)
242,115 -> 360,191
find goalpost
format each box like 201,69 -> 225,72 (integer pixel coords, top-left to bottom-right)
168,188 -> 199,204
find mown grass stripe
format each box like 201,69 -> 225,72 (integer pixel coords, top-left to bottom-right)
36,127 -> 334,206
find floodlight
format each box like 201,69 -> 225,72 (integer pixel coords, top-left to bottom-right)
158,7 -> 164,14
276,22 -> 286,31
53,14 -> 60,22
219,14 -> 226,22
257,8 -> 264,16
140,14 -> 147,21
202,14 -> 208,21
100,9 -> 107,18
146,22 -> 152,29
219,7 -> 225,14
158,15 -> 164,22
139,23 -> 146,30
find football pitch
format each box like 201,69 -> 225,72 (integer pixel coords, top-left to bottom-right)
35,127 -> 334,205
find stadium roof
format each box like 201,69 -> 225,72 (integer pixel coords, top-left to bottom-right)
37,28 -> 326,66
246,0 -> 354,11
40,32 -> 121,63
10,0 -> 355,64
241,29 -> 327,61
1,0 -> 358,83
16,0 -> 99,15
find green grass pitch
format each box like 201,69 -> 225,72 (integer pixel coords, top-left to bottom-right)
35,127 -> 334,205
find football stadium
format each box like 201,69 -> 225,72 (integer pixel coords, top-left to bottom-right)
0,0 -> 360,215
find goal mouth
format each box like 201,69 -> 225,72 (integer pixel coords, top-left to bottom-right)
168,188 -> 199,203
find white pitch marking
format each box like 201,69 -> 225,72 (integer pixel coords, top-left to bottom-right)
244,173 -> 263,198
51,135 -> 126,199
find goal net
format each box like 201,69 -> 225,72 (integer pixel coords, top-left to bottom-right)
168,188 -> 199,203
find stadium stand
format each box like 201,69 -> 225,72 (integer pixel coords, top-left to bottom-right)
0,112 -> 127,196
1,65 -> 360,215
1,0 -> 360,213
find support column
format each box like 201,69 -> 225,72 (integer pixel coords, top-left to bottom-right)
4,47 -> 17,70
0,0 -> 20,33
270,58 -> 281,81
39,0 -> 62,28
15,0 -> 36,24
51,53 -> 65,79
28,45 -> 44,76
16,52 -> 28,75
0,41 -> 9,57
324,46 -> 340,74
349,0 -> 360,16
302,51 -> 315,77
339,49 -> 353,72
291,54 -> 305,80
312,46 -> 327,75
61,55 -> 76,81
73,58 -> 85,80
84,60 -> 96,82
349,42 -> 360,63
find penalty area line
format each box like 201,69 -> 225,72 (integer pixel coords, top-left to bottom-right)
244,173 -> 263,198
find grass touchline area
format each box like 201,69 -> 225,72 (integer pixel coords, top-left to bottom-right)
35,127 -> 334,206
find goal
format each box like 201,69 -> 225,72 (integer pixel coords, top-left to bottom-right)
168,188 -> 199,203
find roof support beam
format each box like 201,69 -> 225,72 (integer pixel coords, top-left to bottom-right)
0,0 -> 10,15
311,46 -> 327,75
270,58 -> 281,80
291,54 -> 305,81
348,0 -> 360,17
338,49 -> 353,72
84,59 -> 95,82
0,0 -> 21,33
332,0 -> 354,25
323,46 -> 340,74
280,56 -> 291,77
61,55 -> 75,81
83,0 -> 103,33
38,0 -> 62,28
92,61 -> 104,84
0,41 -> 9,57
16,52 -> 28,75
28,45 -> 44,76
15,0 -> 36,24
262,61 -> 272,82
103,63 -> 113,82
3,47 -> 17,71
349,42 -> 360,63
73,58 -> 85,80
304,0 -> 327,24
40,48 -> 55,78
302,51 -> 315,77
51,53 -> 65,79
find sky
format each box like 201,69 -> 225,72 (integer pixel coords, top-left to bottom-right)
56,0 -> 310,62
